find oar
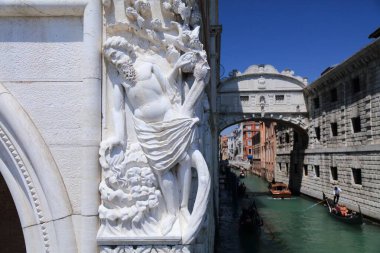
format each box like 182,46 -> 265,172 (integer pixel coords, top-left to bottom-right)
302,199 -> 325,212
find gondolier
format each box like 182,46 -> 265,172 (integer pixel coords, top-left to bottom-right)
333,186 -> 342,204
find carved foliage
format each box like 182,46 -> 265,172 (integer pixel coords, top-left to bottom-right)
99,143 -> 163,235
100,245 -> 191,253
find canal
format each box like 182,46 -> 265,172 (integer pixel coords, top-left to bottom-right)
217,171 -> 380,253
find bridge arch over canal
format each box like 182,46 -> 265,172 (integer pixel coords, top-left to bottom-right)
217,65 -> 311,194
217,64 -> 309,133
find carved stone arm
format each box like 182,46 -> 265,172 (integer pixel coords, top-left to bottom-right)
167,65 -> 180,86
181,63 -> 210,117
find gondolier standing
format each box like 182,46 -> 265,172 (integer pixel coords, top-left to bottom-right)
333,186 -> 342,204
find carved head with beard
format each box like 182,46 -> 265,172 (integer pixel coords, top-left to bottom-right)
104,37 -> 137,84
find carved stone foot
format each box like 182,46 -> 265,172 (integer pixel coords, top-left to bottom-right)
180,207 -> 191,224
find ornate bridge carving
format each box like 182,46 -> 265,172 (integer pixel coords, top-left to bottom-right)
217,64 -> 309,132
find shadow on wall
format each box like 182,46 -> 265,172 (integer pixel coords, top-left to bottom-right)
288,129 -> 308,194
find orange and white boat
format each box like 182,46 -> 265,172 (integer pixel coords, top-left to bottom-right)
269,182 -> 292,199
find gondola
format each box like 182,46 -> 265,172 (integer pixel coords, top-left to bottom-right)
322,192 -> 363,225
239,200 -> 263,232
237,182 -> 247,197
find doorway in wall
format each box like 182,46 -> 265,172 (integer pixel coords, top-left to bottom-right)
0,172 -> 26,252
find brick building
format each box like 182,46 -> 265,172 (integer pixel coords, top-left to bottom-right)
251,122 -> 277,181
242,121 -> 260,160
220,135 -> 229,161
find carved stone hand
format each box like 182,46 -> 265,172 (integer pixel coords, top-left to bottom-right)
174,52 -> 196,70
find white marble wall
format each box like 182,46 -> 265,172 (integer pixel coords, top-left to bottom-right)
0,1 -> 220,252
0,1 -> 101,252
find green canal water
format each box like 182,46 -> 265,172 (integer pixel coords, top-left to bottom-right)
217,172 -> 380,253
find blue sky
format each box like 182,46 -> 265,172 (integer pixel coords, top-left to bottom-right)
219,0 -> 380,135
219,0 -> 380,82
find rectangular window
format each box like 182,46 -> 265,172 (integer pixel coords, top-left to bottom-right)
352,77 -> 361,94
315,165 -> 320,177
275,95 -> 285,101
304,165 -> 308,176
247,132 -> 252,137
247,126 -> 251,130
331,123 -> 338,137
330,88 -> 338,102
240,96 -> 249,102
351,117 -> 361,133
352,168 -> 362,185
331,167 -> 338,181
286,163 -> 289,176
315,127 -> 321,140
314,97 -> 320,109
279,163 -> 282,171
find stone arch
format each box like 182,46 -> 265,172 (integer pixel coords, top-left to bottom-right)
0,84 -> 77,252
218,113 -> 309,135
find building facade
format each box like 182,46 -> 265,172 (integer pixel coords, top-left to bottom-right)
242,121 -> 260,160
275,37 -> 380,220
275,126 -> 305,194
250,122 -> 277,181
220,136 -> 229,160
227,133 -> 235,160
252,130 -> 261,175
234,124 -> 244,160
261,122 -> 277,181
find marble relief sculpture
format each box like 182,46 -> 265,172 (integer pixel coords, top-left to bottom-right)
98,0 -> 211,249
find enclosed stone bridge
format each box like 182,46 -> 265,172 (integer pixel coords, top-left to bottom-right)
217,64 -> 309,132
